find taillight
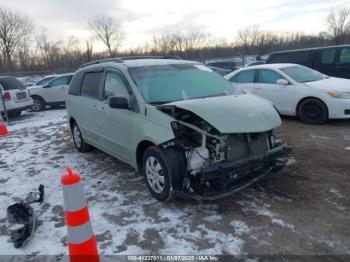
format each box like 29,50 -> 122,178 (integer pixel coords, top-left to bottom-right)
2,92 -> 11,101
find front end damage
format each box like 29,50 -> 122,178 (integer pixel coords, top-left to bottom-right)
158,105 -> 291,200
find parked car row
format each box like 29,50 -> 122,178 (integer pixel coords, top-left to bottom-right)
0,73 -> 73,117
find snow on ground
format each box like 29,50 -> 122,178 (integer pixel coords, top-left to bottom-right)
1,109 -> 349,256
345,147 -> 350,151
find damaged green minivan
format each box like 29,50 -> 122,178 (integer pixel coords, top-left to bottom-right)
66,57 -> 291,201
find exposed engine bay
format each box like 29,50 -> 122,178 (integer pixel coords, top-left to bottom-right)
157,105 -> 291,199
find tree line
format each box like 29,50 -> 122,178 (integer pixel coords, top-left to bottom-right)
0,7 -> 349,73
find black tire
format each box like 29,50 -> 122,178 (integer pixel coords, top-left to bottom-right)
298,98 -> 328,124
142,146 -> 186,201
31,96 -> 45,112
7,110 -> 21,118
71,121 -> 92,152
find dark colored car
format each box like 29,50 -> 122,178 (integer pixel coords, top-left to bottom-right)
266,45 -> 350,79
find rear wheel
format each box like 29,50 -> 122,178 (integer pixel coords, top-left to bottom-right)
142,146 -> 186,201
72,122 -> 92,152
298,98 -> 328,124
31,96 -> 45,112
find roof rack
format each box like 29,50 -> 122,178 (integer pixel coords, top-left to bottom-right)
120,56 -> 181,61
79,58 -> 123,69
79,56 -> 181,69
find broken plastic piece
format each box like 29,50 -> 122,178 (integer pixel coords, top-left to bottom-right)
26,184 -> 45,204
7,202 -> 35,248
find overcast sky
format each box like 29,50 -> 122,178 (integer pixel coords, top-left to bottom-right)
0,0 -> 349,50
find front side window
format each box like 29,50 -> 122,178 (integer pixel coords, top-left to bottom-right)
129,64 -> 238,104
50,76 -> 72,86
320,48 -> 336,64
81,71 -> 104,99
257,70 -> 283,84
104,72 -> 129,99
280,65 -> 326,83
339,48 -> 350,63
233,70 -> 255,83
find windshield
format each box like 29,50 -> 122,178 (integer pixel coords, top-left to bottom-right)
280,65 -> 327,83
129,63 -> 238,104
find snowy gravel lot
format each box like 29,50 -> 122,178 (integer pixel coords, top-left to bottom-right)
0,109 -> 349,256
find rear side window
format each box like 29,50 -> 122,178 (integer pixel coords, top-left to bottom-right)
257,70 -> 283,84
339,48 -> 350,63
320,48 -> 336,64
81,71 -> 104,99
0,77 -> 25,90
232,70 -> 255,83
36,76 -> 56,86
50,75 -> 72,86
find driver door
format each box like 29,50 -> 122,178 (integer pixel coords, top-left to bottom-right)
98,70 -> 136,162
254,69 -> 295,115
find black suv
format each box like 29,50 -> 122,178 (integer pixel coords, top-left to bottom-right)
266,45 -> 350,79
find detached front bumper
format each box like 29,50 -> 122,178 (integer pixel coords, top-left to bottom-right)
177,143 -> 292,200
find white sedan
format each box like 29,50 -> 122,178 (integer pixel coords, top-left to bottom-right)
225,63 -> 350,124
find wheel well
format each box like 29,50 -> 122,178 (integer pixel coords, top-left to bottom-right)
69,118 -> 76,131
31,95 -> 45,103
136,140 -> 155,174
296,97 -> 328,117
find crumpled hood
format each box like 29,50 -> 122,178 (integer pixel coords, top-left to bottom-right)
167,94 -> 281,133
304,77 -> 350,92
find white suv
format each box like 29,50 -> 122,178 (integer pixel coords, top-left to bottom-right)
0,77 -> 33,118
29,73 -> 73,111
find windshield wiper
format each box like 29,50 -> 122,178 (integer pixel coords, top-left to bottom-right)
149,101 -> 174,105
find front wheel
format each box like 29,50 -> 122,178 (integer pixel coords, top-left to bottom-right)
298,98 -> 328,124
72,122 -> 92,152
142,146 -> 186,201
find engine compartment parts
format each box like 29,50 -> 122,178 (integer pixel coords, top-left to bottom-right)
7,202 -> 36,248
6,184 -> 45,248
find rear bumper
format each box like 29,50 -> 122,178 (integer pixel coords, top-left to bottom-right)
176,143 -> 292,200
0,99 -> 33,112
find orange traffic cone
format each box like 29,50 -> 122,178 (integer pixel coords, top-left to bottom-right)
61,166 -> 99,262
0,116 -> 9,137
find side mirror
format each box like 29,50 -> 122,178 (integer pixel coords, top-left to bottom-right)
108,96 -> 130,109
276,79 -> 289,85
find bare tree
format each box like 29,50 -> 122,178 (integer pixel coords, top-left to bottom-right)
84,38 -> 94,62
88,14 -> 126,56
0,7 -> 33,69
326,7 -> 350,44
35,30 -> 61,68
